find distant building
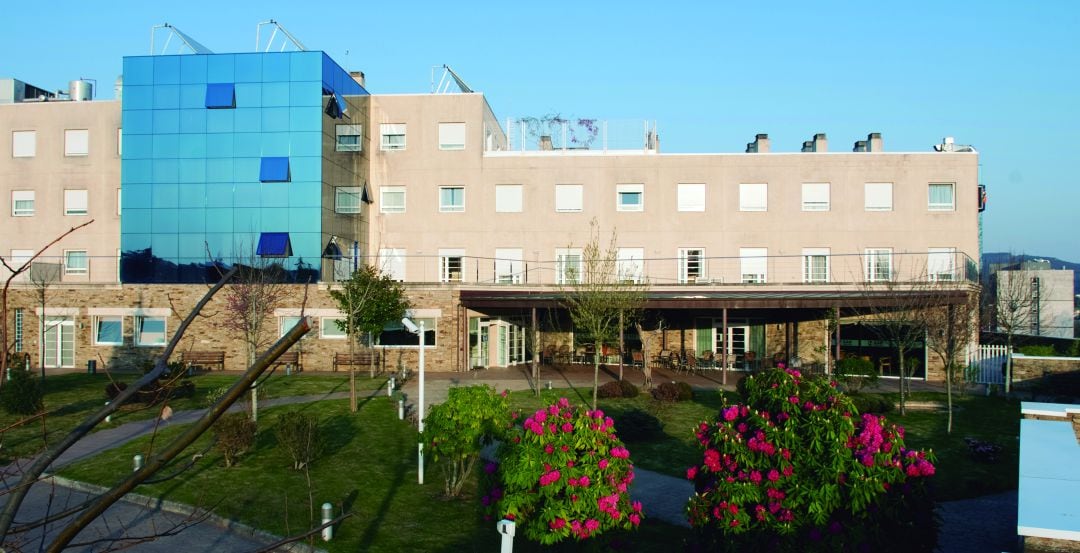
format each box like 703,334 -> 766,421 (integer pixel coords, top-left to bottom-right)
995,260 -> 1075,339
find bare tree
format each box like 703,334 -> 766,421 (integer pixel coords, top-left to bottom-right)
991,258 -> 1054,392
923,287 -> 980,433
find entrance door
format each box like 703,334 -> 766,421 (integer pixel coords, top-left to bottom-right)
43,316 -> 75,368
714,324 -> 749,369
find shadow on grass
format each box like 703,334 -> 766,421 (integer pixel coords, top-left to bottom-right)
355,419 -> 409,548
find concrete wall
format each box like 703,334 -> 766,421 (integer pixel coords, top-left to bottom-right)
1012,355 -> 1080,388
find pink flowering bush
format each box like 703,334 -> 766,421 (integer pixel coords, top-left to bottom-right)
686,368 -> 937,553
488,397 -> 643,545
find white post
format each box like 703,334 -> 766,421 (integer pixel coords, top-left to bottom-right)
133,454 -> 143,472
398,398 -> 404,420
321,502 -> 333,541
497,519 -> 516,553
418,320 -> 426,485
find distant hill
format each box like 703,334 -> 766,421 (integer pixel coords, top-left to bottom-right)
982,252 -> 1080,294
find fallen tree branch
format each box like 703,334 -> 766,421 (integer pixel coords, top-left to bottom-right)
246,511 -> 353,553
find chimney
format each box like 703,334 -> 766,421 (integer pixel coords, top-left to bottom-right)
745,133 -> 770,153
852,140 -> 868,152
350,71 -> 366,88
801,141 -> 814,153
867,132 -> 883,152
812,133 -> 827,152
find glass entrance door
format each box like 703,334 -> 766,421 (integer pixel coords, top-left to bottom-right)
714,324 -> 749,369
43,316 -> 75,368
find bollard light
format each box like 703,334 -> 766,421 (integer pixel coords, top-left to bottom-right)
321,502 -> 334,541
398,399 -> 404,420
497,519 -> 516,553
388,377 -> 394,397
133,454 -> 144,472
546,380 -> 552,390
105,401 -> 111,423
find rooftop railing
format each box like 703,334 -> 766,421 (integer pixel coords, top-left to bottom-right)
493,117 -> 658,154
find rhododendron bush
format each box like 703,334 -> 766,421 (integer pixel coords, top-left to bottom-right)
488,398 -> 643,544
686,368 -> 937,552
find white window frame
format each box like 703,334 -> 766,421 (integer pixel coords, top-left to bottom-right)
801,182 -> 830,211
278,316 -> 308,339
865,248 -> 894,282
64,189 -> 88,216
64,250 -> 88,275
135,315 -> 167,347
335,124 -> 362,152
616,184 -> 644,212
865,182 -> 893,211
439,186 -> 465,213
556,248 -> 583,284
739,183 -> 768,212
12,190 -> 34,216
380,123 -> 406,151
617,248 -> 645,283
677,248 -> 706,283
438,122 -> 466,150
378,248 -> 406,281
928,183 -> 955,211
116,188 -> 122,216
117,128 -> 123,156
739,248 -> 768,284
802,248 -> 830,283
320,317 -> 347,339
439,248 -> 465,283
927,247 -> 956,281
554,184 -> 583,213
380,186 -> 406,214
677,183 -> 706,212
494,248 -> 523,284
494,185 -> 523,213
335,186 -> 362,214
12,130 -> 36,158
64,129 -> 89,156
93,315 -> 124,346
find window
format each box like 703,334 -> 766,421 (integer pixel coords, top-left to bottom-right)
739,183 -> 767,211
320,317 -> 347,339
865,248 -> 893,282
438,122 -> 466,150
556,248 -> 583,284
677,183 -> 705,212
256,232 -> 292,258
336,124 -> 362,152
555,184 -> 583,212
279,316 -> 305,338
94,316 -> 123,345
802,248 -> 830,283
64,250 -> 88,275
64,129 -> 89,156
439,249 -> 465,282
378,248 -> 406,281
678,248 -> 705,283
616,184 -> 644,212
380,186 -> 405,214
380,124 -> 406,150
12,190 -> 34,216
740,248 -> 768,283
801,182 -> 830,211
64,189 -> 88,215
204,83 -> 236,108
928,183 -> 955,211
12,131 -> 35,157
259,157 -> 290,182
439,186 -> 465,212
377,317 -> 436,347
335,187 -> 362,214
495,185 -> 523,213
617,248 -> 645,283
494,248 -> 523,284
13,308 -> 22,352
135,316 -> 167,346
865,182 -> 893,211
927,247 -> 956,281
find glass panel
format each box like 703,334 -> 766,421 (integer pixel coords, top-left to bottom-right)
137,316 -> 167,346
321,318 -> 346,338
96,317 -> 123,344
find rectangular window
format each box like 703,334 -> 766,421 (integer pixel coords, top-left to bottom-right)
335,186 -> 362,214
256,232 -> 292,257
94,316 -> 123,345
739,183 -> 768,211
135,316 -> 167,346
677,183 -> 706,212
279,316 -> 305,338
740,248 -> 768,284
928,183 -> 955,211
494,248 -> 523,284
204,83 -> 236,108
64,129 -> 89,156
802,248 -> 830,283
617,248 -> 645,283
12,131 -> 35,157
378,248 -> 406,281
259,157 -> 290,182
865,182 -> 893,211
439,249 -> 465,282
12,190 -> 34,216
495,185 -> 523,213
927,247 -> 956,281
64,250 -> 88,275
13,308 -> 22,352
380,186 -> 406,213
438,122 -> 466,150
556,248 -> 583,284
439,186 -> 465,212
801,182 -> 830,211
555,184 -> 583,212
320,317 -> 347,339
335,124 -> 362,152
380,123 -> 406,151
616,184 -> 644,212
678,248 -> 706,283
377,317 -> 436,347
865,248 -> 893,282
64,189 -> 88,215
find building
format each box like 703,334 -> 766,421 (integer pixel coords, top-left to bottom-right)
1,43 -> 981,377
994,260 -> 1075,340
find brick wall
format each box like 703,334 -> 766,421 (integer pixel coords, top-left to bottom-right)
1012,356 -> 1080,389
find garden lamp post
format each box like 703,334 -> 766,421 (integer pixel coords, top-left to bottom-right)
402,317 -> 425,484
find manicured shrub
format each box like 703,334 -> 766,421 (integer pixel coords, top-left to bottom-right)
686,368 -> 937,553
488,398 -> 643,544
0,368 -> 43,415
651,381 -> 692,403
835,357 -> 877,393
849,393 -> 894,415
1017,344 -> 1057,357
597,380 -> 640,399
611,409 -> 663,443
426,385 -> 510,498
676,381 -> 694,401
275,411 -> 323,470
212,413 -> 257,468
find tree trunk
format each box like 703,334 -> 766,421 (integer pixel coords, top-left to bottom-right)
897,349 -> 906,416
946,360 -> 954,434
592,342 -> 600,411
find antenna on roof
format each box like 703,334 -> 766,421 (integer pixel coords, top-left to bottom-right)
150,23 -> 213,55
256,20 -> 307,52
431,65 -> 473,94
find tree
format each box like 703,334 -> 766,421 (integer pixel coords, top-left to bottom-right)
329,264 -> 410,412
923,287 -> 980,433
559,220 -> 646,410
990,258 -> 1054,392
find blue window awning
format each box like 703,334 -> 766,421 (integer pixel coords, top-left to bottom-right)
257,232 -> 292,258
205,83 -> 235,109
259,157 -> 290,182
322,237 -> 343,260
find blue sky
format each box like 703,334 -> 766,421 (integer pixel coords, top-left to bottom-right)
4,1 -> 1078,261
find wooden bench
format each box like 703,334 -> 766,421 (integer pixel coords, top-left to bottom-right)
181,350 -> 226,371
333,351 -> 381,372
269,351 -> 302,373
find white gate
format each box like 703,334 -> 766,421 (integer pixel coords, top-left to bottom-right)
966,344 -> 1010,385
